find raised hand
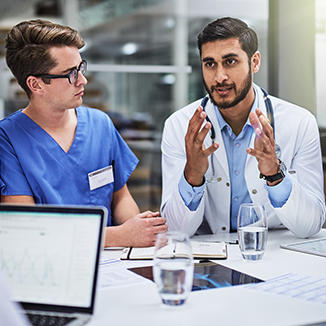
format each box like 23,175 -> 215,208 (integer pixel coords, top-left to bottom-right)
184,106 -> 219,186
247,108 -> 279,179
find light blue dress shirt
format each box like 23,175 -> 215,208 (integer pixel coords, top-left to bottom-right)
179,89 -> 292,231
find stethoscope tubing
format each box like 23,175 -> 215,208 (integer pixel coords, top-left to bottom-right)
200,87 -> 280,179
200,87 -> 274,142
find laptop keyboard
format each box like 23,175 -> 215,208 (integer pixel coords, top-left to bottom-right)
26,313 -> 76,326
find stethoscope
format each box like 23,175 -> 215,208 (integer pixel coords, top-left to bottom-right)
201,87 -> 281,180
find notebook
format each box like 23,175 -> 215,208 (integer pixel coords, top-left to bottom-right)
120,240 -> 227,260
0,204 -> 107,326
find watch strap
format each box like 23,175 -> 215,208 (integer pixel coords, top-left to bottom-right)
259,160 -> 285,182
260,170 -> 285,182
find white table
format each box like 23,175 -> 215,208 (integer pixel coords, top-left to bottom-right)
89,230 -> 326,326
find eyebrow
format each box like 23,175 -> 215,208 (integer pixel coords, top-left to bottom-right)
222,53 -> 239,59
202,53 -> 239,62
60,61 -> 82,74
202,57 -> 215,62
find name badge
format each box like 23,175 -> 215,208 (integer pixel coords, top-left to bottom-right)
88,165 -> 114,191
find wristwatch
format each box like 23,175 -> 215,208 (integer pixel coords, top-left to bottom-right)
260,160 -> 286,183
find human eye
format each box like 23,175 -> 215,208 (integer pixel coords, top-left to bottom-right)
224,58 -> 237,67
68,68 -> 78,84
204,61 -> 215,69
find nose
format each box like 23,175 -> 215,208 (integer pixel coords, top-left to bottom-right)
76,70 -> 87,86
214,66 -> 228,84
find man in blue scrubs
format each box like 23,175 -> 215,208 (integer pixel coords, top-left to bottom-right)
0,19 -> 167,247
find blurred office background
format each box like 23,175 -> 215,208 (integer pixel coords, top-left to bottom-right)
0,0 -> 325,212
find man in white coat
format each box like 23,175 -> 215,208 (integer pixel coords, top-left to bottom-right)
161,17 -> 325,238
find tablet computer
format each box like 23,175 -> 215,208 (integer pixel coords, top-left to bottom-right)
129,261 -> 262,291
280,238 -> 326,257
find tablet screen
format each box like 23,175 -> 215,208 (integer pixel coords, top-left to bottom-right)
280,238 -> 326,257
129,261 -> 262,291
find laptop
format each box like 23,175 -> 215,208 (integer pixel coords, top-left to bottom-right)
0,204 -> 107,326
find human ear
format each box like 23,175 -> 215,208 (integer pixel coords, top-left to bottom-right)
252,51 -> 261,73
25,76 -> 43,95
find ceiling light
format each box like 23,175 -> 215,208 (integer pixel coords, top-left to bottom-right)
162,74 -> 176,85
122,43 -> 138,55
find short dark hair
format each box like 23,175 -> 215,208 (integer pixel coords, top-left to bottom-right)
197,17 -> 258,59
5,19 -> 85,97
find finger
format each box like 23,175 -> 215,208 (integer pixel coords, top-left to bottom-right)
255,108 -> 274,145
255,132 -> 273,152
187,107 -> 207,139
147,211 -> 160,217
137,211 -> 157,218
249,111 -> 262,132
255,107 -> 263,117
203,142 -> 219,156
258,114 -> 274,141
247,148 -> 268,160
196,121 -> 213,144
153,224 -> 169,234
150,217 -> 166,226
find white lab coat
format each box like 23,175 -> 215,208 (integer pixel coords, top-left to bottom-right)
161,86 -> 325,238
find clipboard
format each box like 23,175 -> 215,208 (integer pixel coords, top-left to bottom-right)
280,238 -> 326,257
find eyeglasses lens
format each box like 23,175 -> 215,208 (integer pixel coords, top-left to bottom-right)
69,61 -> 87,84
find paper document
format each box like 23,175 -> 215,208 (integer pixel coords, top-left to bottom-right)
98,258 -> 148,288
246,273 -> 326,304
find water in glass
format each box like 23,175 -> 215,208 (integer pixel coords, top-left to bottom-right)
237,203 -> 267,261
238,226 -> 267,261
153,258 -> 193,305
153,231 -> 194,306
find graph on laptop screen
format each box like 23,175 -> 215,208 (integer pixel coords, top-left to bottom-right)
0,210 -> 101,307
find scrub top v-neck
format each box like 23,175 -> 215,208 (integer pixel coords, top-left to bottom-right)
0,106 -> 139,226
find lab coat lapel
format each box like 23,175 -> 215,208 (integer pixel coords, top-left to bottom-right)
204,101 -> 229,177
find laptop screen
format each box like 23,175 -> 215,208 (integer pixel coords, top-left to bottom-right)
0,205 -> 106,311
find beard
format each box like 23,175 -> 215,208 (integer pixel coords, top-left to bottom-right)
203,63 -> 252,109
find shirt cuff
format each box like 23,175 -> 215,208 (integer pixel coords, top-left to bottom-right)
178,174 -> 205,211
265,174 -> 292,208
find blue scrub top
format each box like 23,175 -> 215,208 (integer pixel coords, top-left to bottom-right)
0,107 -> 139,226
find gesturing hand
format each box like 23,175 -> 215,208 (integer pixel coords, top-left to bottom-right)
247,108 -> 279,178
184,106 -> 219,186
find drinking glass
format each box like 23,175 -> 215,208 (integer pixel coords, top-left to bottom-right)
153,231 -> 194,306
237,203 -> 267,261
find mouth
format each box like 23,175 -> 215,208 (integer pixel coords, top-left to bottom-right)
212,85 -> 234,96
75,90 -> 84,97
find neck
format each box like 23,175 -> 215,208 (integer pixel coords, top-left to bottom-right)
219,87 -> 255,136
23,100 -> 75,131
23,100 -> 78,153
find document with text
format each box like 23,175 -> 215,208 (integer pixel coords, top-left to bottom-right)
246,273 -> 326,304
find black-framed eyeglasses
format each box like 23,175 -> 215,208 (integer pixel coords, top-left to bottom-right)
33,60 -> 87,84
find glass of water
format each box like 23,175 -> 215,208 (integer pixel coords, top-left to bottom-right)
237,203 -> 267,261
153,231 -> 194,306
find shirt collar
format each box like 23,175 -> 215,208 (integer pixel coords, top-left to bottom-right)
214,86 -> 258,133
